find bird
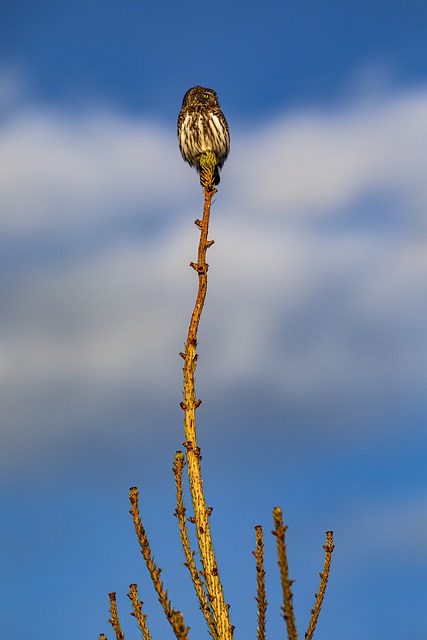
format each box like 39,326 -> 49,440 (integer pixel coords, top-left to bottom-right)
177,86 -> 230,186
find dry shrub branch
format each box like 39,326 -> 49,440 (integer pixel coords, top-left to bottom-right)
100,155 -> 334,639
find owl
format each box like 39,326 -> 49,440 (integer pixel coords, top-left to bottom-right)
177,86 -> 230,185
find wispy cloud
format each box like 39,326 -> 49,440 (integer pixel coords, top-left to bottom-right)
228,89 -> 427,224
0,108 -> 185,235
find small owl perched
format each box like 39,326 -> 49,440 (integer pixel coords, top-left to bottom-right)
177,86 -> 230,185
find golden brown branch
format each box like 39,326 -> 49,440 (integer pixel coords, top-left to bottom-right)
129,487 -> 189,640
305,531 -> 335,640
173,451 -> 218,637
253,525 -> 268,640
272,507 -> 298,640
128,583 -> 152,640
181,158 -> 233,639
108,592 -> 125,640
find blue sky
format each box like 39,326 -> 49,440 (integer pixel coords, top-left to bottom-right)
1,1 -> 427,639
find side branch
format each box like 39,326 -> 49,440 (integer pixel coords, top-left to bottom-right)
253,525 -> 267,640
272,507 -> 298,640
108,592 -> 125,640
129,487 -> 189,640
128,583 -> 153,640
173,451 -> 218,637
305,531 -> 335,640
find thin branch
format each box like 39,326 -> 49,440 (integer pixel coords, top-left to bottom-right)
128,583 -> 153,640
173,451 -> 218,637
129,487 -> 189,640
305,531 -> 335,640
272,507 -> 298,640
253,525 -> 268,640
180,156 -> 233,640
108,592 -> 125,640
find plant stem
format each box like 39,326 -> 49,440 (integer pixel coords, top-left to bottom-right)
305,531 -> 335,640
272,507 -> 298,640
181,165 -> 233,640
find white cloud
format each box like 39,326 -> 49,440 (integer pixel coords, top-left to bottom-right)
0,107 -> 189,234
1,85 -> 427,468
228,89 -> 427,223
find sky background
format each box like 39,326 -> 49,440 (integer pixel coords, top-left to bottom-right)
1,1 -> 427,638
